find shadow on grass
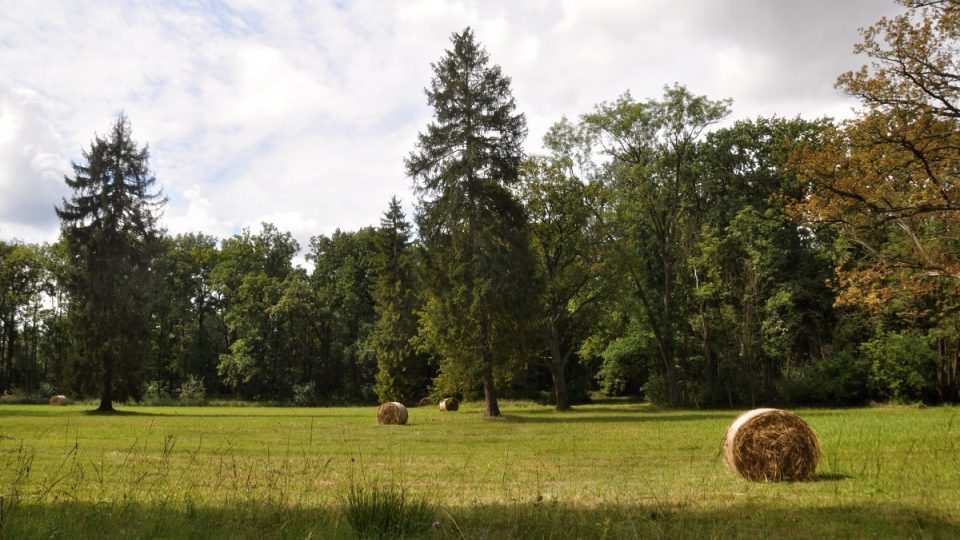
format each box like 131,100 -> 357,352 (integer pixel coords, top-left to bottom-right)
0,408 -> 338,420
813,472 -> 854,482
82,409 -> 165,417
501,412 -> 723,424
107,413 -> 341,419
2,498 -> 956,540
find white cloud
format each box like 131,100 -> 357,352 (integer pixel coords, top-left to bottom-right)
0,0 -> 906,254
0,83 -> 69,242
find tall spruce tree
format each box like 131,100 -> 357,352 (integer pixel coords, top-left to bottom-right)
56,114 -> 165,412
370,197 -> 429,404
406,28 -> 536,417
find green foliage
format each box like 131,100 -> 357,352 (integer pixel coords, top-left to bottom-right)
215,224 -> 301,400
345,483 -> 434,539
217,339 -> 257,394
408,28 -> 537,416
142,379 -> 172,404
150,233 -> 225,398
583,84 -> 732,407
369,198 -> 431,405
520,143 -> 607,410
56,114 -> 165,411
308,228 -> 379,403
0,241 -> 49,396
779,351 -> 870,406
7,7 -> 960,410
861,331 -> 940,403
595,331 -> 648,396
177,375 -> 207,405
292,381 -> 316,406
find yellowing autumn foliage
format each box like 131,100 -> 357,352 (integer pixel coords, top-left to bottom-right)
791,0 -> 960,312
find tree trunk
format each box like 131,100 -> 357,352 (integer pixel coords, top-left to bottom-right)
548,327 -> 571,411
98,351 -> 115,412
5,322 -> 18,390
550,361 -> 570,411
481,366 -> 501,417
662,237 -> 680,408
664,352 -> 680,407
693,268 -> 714,389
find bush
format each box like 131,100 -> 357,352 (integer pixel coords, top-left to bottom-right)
177,375 -> 207,405
345,483 -> 434,539
292,382 -> 316,406
0,382 -> 60,404
641,373 -> 669,406
143,380 -> 172,404
595,333 -> 648,396
779,352 -> 870,406
861,331 -> 939,403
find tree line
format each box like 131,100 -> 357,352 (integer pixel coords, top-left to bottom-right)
1,0 -> 958,413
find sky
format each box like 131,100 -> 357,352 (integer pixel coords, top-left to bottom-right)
0,0 -> 905,263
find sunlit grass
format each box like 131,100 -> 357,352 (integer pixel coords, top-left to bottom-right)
1,400 -> 958,538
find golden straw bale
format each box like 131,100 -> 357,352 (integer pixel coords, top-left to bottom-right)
723,408 -> 820,482
418,397 -> 432,407
439,397 -> 459,412
49,395 -> 68,406
377,402 -> 408,425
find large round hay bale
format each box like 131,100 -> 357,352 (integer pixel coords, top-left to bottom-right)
377,402 -> 408,425
49,395 -> 68,406
418,397 -> 432,407
439,397 -> 459,412
723,408 -> 820,482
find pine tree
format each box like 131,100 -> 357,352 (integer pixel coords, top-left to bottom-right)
56,113 -> 165,412
370,197 -> 429,404
406,28 -> 536,417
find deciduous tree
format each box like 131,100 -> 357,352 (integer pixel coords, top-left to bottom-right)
790,0 -> 960,401
520,121 -> 606,410
583,85 -> 730,406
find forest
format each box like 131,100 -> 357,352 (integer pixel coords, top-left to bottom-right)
1,0 -> 958,413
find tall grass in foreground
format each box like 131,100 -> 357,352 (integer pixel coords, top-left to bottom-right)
0,401 -> 958,538
345,482 -> 434,539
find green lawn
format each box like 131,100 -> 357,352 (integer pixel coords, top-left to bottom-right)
1,400 -> 958,538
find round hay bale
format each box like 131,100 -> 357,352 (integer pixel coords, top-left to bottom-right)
439,397 -> 459,412
723,408 -> 820,482
418,397 -> 432,407
377,402 -> 408,425
49,395 -> 68,406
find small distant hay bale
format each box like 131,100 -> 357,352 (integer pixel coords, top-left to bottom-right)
723,408 -> 820,482
418,397 -> 432,407
49,395 -> 68,406
439,397 -> 459,412
377,402 -> 408,425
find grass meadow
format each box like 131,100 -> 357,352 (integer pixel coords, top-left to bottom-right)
0,400 -> 958,539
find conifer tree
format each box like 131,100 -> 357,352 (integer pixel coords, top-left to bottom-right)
406,28 -> 536,416
370,197 -> 429,403
56,114 -> 165,412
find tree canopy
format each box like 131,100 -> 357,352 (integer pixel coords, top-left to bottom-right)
3,5 -> 958,408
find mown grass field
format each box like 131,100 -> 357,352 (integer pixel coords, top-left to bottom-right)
1,400 -> 958,539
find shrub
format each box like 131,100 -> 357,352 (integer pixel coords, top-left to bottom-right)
177,375 -> 207,405
779,352 -> 870,406
143,380 -> 172,404
292,382 -> 316,406
641,373 -> 669,406
861,331 -> 939,403
0,383 -> 60,405
595,333 -> 647,396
